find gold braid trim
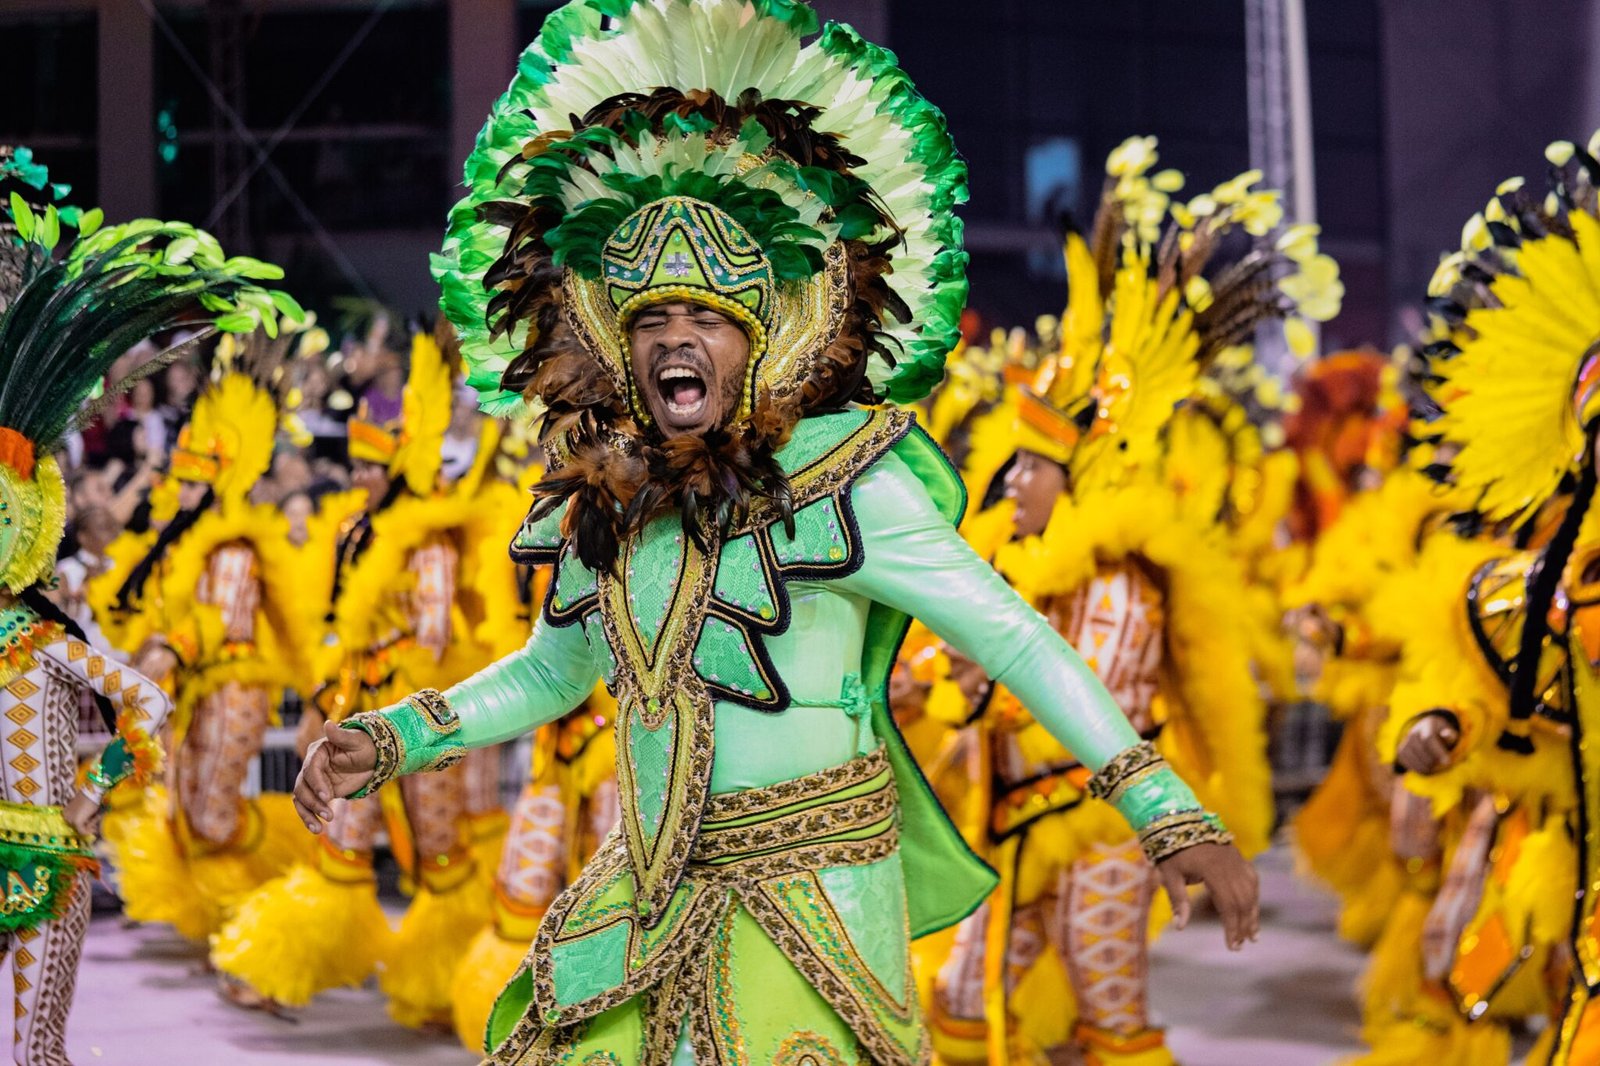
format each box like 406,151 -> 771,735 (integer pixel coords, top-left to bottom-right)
404,688 -> 460,735
1136,809 -> 1233,864
499,749 -> 908,1064
1086,740 -> 1165,805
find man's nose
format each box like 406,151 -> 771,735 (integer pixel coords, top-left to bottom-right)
653,315 -> 699,351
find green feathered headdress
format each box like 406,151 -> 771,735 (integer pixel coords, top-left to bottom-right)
0,146 -> 302,592
431,0 -> 968,419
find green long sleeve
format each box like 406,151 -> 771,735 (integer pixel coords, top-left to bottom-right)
342,614 -> 599,794
837,453 -> 1221,843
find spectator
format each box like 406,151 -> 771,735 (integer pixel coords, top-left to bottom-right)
51,505 -> 124,658
160,360 -> 202,446
439,384 -> 483,484
359,355 -> 405,426
281,491 -> 315,548
68,467 -> 113,515
293,359 -> 347,455
257,449 -> 314,505
308,456 -> 350,493
124,378 -> 170,464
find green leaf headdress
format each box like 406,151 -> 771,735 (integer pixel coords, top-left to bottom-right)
0,146 -> 302,593
431,0 -> 968,423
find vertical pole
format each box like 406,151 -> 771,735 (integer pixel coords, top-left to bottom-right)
1246,0 -> 1319,369
1282,0 -> 1317,234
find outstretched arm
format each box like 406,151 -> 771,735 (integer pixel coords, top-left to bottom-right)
293,614 -> 600,829
838,454 -> 1259,946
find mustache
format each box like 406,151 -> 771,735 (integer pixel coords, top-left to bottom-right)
649,344 -> 713,378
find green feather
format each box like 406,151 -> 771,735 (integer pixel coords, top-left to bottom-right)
0,206 -> 300,451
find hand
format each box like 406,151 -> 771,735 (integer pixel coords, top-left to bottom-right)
63,789 -> 103,840
1397,712 -> 1460,775
292,722 -> 377,833
1156,841 -> 1260,951
134,643 -> 178,683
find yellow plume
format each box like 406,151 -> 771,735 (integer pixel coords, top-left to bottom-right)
1433,211 -> 1600,522
395,333 -> 454,495
185,374 -> 277,502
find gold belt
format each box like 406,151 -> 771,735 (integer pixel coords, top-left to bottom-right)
687,746 -> 898,880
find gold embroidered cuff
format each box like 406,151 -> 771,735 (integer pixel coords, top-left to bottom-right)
1086,741 -> 1165,805
1136,809 -> 1233,864
341,712 -> 403,798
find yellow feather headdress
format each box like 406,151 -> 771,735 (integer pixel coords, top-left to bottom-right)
347,332 -> 453,495
171,373 -> 277,502
1423,133 -> 1600,523
1420,131 -> 1600,759
171,317 -> 326,501
1009,135 -> 1341,492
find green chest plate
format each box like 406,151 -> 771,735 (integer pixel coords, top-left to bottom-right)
511,408 -> 907,712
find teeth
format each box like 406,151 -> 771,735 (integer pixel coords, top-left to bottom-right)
659,367 -> 700,381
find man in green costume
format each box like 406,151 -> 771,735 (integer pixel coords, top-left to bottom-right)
294,2 -> 1259,1063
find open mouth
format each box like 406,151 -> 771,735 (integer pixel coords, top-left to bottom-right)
656,364 -> 709,423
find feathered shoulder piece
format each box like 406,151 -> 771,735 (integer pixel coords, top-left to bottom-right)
1421,130 -> 1600,523
1011,135 -> 1341,492
1418,129 -> 1600,754
0,145 -> 300,593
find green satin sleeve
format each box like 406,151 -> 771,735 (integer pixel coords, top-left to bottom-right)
341,615 -> 600,794
837,453 -> 1215,838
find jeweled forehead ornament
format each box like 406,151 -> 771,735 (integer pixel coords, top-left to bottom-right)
600,196 -> 774,422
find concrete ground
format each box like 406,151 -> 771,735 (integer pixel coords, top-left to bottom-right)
1150,844 -> 1366,1065
65,843 -> 1365,1065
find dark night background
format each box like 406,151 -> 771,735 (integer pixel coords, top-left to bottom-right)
1,0 -> 1592,353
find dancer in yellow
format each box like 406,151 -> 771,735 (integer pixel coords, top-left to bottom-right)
1366,131 -> 1600,1065
1284,355 -> 1441,944
927,136 -> 1335,1066
213,330 -> 487,1027
1287,453 -> 1473,1062
105,328 -> 315,953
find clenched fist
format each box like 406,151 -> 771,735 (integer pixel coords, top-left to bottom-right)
292,721 -> 378,832
1396,711 -> 1460,776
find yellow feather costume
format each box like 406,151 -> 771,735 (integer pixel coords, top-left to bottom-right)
1285,467 -> 1457,947
1343,132 -> 1600,1065
106,363 -> 318,940
213,332 -> 493,1024
921,135 -> 1334,1066
995,478 -> 1274,857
